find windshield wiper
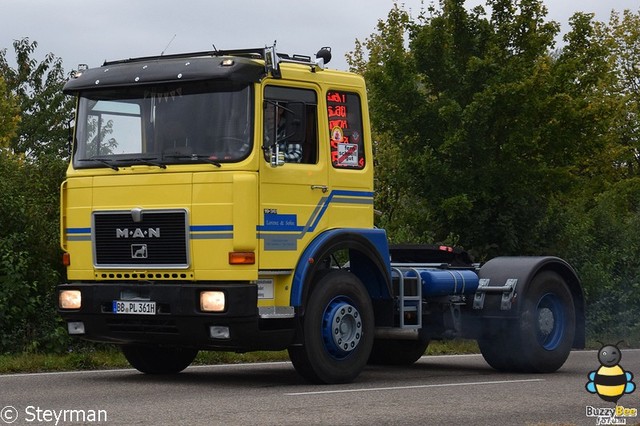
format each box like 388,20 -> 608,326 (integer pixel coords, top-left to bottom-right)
79,157 -> 119,171
163,154 -> 222,168
127,158 -> 167,169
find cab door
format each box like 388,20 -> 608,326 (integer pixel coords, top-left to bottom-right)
258,85 -> 327,274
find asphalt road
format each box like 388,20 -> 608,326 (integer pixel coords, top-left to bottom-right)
2,349 -> 639,426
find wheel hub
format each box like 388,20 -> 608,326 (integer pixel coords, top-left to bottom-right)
536,293 -> 565,350
322,298 -> 363,358
538,307 -> 555,336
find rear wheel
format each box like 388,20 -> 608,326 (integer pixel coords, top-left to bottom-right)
122,345 -> 198,374
479,271 -> 575,373
288,270 -> 374,384
368,338 -> 430,365
478,331 -> 519,371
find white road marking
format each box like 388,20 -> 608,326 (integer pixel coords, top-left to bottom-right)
285,378 -> 545,396
0,361 -> 291,379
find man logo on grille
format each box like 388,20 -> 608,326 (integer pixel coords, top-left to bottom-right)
116,228 -> 160,238
131,244 -> 148,259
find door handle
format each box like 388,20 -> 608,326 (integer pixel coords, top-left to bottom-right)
311,185 -> 328,193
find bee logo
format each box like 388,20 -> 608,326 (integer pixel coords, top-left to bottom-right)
586,341 -> 636,403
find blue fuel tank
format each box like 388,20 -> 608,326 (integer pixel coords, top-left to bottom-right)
416,269 -> 480,297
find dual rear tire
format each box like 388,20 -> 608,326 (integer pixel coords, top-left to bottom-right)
479,271 -> 575,373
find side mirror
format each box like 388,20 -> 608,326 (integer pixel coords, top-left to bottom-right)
269,144 -> 285,168
264,101 -> 307,167
66,117 -> 75,157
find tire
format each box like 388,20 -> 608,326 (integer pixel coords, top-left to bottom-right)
479,271 -> 575,373
478,329 -> 520,371
288,270 -> 374,384
368,338 -> 430,365
122,345 -> 198,374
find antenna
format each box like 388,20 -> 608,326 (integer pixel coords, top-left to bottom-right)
161,34 -> 177,56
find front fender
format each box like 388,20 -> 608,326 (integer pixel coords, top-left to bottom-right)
290,228 -> 392,308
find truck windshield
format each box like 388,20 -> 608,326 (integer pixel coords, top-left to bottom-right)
73,81 -> 253,168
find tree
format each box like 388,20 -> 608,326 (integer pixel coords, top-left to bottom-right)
0,75 -> 20,148
0,39 -> 70,353
349,0 -> 617,258
552,9 -> 640,341
0,149 -> 68,353
601,10 -> 640,176
350,1 -> 640,342
348,4 -> 435,242
0,38 -> 73,159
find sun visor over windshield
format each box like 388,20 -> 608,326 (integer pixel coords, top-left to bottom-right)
63,56 -> 265,94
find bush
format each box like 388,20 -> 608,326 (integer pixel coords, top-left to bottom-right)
555,179 -> 640,344
0,151 -> 68,353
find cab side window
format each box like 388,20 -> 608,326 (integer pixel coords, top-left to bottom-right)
264,86 -> 318,164
327,91 -> 365,169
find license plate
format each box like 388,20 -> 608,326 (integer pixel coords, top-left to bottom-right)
112,300 -> 156,315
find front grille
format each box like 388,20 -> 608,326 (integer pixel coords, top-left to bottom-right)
93,209 -> 188,268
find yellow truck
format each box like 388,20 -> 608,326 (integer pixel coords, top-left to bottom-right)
58,45 -> 585,383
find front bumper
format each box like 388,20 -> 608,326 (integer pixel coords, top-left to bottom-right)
57,282 -> 295,351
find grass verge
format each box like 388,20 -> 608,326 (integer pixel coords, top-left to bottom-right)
3,337 -> 630,375
1,339 -> 480,374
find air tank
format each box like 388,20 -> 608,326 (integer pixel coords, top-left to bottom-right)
416,269 -> 480,297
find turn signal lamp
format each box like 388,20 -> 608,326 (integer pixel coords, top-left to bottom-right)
229,252 -> 255,265
59,290 -> 82,310
200,291 -> 226,312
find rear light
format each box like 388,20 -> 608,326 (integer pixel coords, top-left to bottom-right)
62,252 -> 71,266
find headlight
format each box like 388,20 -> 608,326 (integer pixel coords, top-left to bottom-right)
200,291 -> 225,312
59,290 -> 82,310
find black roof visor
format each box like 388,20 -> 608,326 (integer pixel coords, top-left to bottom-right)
63,55 -> 265,94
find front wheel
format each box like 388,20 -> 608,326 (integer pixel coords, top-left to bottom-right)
122,345 -> 198,374
288,270 -> 374,384
479,271 -> 575,373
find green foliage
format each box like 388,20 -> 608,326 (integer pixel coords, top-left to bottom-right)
352,2 -> 640,338
0,75 -> 20,148
0,39 -> 69,354
0,38 -> 73,158
549,9 -> 640,341
0,151 -> 68,353
0,346 -> 129,373
554,179 -> 640,339
352,0 -> 583,257
601,10 -> 640,178
426,339 -> 480,355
